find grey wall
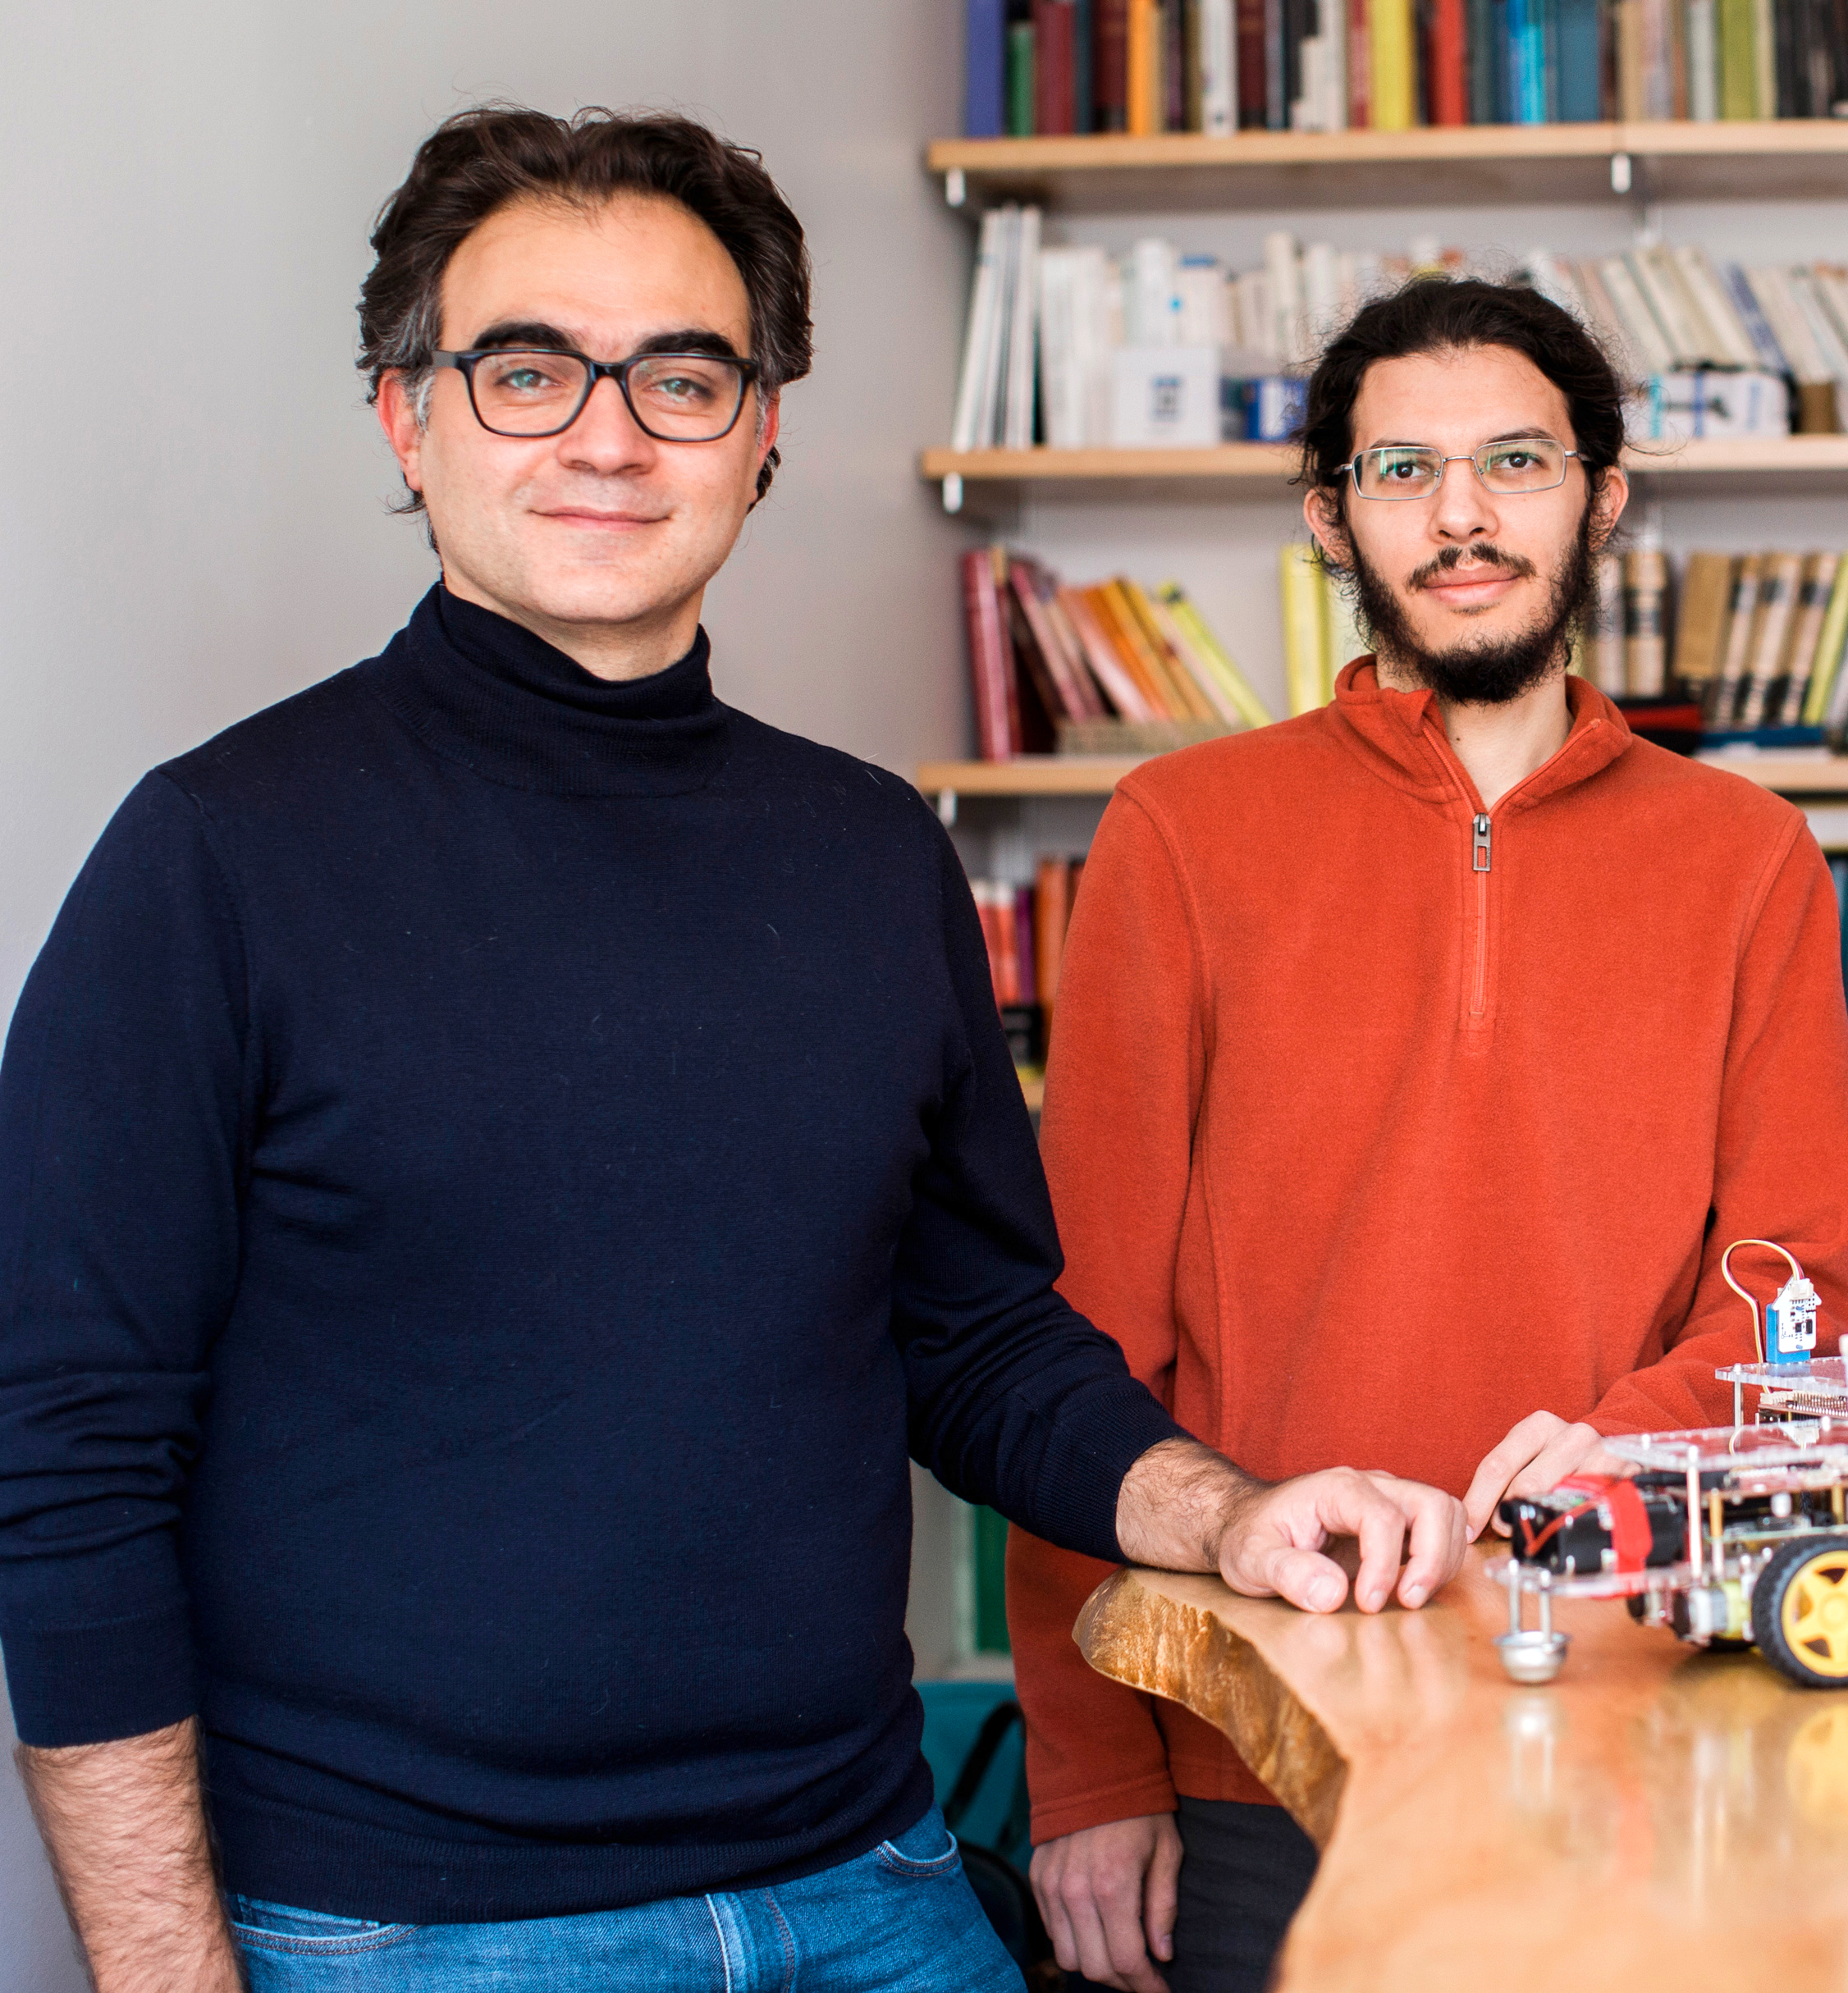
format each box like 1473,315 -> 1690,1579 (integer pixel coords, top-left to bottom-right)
0,2 -> 968,1973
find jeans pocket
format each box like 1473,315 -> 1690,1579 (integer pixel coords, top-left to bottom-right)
228,1897 -> 421,1955
876,1806 -> 963,1878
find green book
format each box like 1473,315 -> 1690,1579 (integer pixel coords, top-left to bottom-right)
1007,21 -> 1037,135
1718,0 -> 1756,117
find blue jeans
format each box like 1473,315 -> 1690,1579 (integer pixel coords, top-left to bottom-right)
229,1807 -> 1024,1991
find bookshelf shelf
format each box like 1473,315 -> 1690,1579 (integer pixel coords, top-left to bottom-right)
928,121 -> 1848,213
922,435 -> 1848,505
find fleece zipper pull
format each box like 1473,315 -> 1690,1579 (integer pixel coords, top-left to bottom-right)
1472,815 -> 1493,872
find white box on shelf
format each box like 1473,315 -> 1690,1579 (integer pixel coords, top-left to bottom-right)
1110,345 -> 1221,447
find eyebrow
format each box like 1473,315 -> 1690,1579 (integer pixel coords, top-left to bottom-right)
465,320 -> 748,361
1361,429 -> 1562,450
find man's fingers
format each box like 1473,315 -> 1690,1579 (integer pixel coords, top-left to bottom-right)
1463,1410 -> 1568,1538
1351,1488 -> 1411,1613
1095,1865 -> 1167,1993
1393,1483 -> 1469,1608
1031,1854 -> 1079,1975
1260,1543 -> 1351,1613
1145,1819 -> 1182,1965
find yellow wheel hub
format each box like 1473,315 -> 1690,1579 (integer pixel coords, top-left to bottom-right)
1781,1548 -> 1848,1680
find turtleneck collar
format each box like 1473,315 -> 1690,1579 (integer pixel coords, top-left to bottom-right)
364,585 -> 730,796
1328,656 -> 1631,816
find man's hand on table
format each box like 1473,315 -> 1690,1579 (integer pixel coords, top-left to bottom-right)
1114,1438 -> 1469,1614
1031,1812 -> 1182,1993
1463,1410 -> 1630,1540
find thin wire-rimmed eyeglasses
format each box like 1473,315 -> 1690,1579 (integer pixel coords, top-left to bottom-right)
431,347 -> 760,441
1347,437 -> 1580,500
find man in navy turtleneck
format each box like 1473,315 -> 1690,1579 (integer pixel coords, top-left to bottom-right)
0,110 -> 1463,1993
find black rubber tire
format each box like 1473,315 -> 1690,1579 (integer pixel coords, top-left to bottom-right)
1752,1534 -> 1848,1688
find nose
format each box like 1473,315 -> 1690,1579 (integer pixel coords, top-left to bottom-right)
1428,455 -> 1498,544
557,373 -> 657,476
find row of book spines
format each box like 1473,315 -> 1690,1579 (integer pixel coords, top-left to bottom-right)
972,859 -> 1086,1012
963,546 -> 1274,760
970,0 -> 1846,134
1666,550 -> 1848,729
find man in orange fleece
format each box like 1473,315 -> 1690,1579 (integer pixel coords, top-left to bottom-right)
1012,278 -> 1848,1993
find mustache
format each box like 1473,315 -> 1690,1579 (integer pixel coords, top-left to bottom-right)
1408,544 -> 1539,591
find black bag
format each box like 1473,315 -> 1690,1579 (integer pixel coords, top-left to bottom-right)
941,1698 -> 1064,1989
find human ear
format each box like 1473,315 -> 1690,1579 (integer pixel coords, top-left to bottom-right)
376,372 -> 425,497
754,390 -> 781,479
1588,464 -> 1630,552
1303,486 -> 1352,569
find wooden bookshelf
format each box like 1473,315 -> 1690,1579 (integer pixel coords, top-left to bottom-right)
922,435 -> 1848,506
928,121 -> 1848,213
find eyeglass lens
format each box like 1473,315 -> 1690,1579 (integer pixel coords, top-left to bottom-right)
1355,437 -> 1567,499
468,350 -> 748,440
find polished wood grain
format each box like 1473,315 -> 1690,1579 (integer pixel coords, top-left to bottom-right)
1079,1545 -> 1848,1991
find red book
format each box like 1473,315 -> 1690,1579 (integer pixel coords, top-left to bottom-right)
1236,0 -> 1269,125
961,547 -> 1019,760
1035,1 -> 1078,131
1093,0 -> 1130,128
1426,0 -> 1468,121
1347,0 -> 1371,122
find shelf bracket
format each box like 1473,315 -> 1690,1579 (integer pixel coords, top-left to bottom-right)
935,789 -> 958,827
1609,151 -> 1632,195
945,167 -> 967,209
941,472 -> 964,515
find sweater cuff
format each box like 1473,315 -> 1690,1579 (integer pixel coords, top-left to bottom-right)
1033,1381 -> 1192,1566
1029,1769 -> 1181,1845
2,1602 -> 199,1747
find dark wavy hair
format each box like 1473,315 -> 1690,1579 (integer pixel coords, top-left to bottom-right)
1297,277 -> 1628,508
359,105 -> 812,506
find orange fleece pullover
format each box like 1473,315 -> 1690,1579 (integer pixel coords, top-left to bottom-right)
1009,661 -> 1848,1838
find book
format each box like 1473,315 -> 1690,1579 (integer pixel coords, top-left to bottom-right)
1002,207 -> 1042,450
1009,562 -> 1086,722
1352,0 -> 1376,118
1802,555 -> 1848,726
1013,556 -> 1107,718
1735,550 -> 1800,730
1035,857 -> 1074,1012
1076,0 -> 1097,126
1280,545 -> 1332,715
1238,0 -> 1271,121
951,209 -> 1007,453
1267,0 -> 1288,122
1128,0 -> 1161,129
1670,246 -> 1759,368
967,0 -> 1009,133
1558,0 -> 1603,112
1096,0 -> 1132,126
1201,0 -> 1239,127
1719,0 -> 1759,114
1007,5 -> 1037,132
1686,0 -> 1720,116
1114,580 -> 1220,717
1770,552 -> 1838,729
1142,588 -> 1250,725
1672,553 -> 1736,688
962,546 -> 1021,759
1708,554 -> 1764,724
1060,585 -> 1160,719
1427,0 -> 1469,119
1370,0 -> 1416,124
1160,585 -> 1278,726
1035,0 -> 1080,130
1086,583 -> 1180,714
1622,547 -> 1669,697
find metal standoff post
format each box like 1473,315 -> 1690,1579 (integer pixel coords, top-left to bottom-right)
1494,1563 -> 1572,1684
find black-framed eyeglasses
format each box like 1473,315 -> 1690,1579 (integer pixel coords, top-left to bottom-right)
1347,437 -> 1580,500
431,347 -> 759,441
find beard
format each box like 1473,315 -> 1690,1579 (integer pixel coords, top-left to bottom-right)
1335,500 -> 1599,707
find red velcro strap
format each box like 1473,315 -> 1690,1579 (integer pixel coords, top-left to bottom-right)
1601,1478 -> 1654,1573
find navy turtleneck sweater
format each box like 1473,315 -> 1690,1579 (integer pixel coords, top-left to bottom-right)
0,588 -> 1182,1921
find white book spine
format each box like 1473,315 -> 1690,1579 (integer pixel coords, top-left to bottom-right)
950,210 -> 1004,453
1003,206 -> 1041,450
1788,269 -> 1848,384
1672,246 -> 1757,368
1625,249 -> 1701,368
1074,247 -> 1114,448
1748,267 -> 1831,383
1264,231 -> 1306,368
976,208 -> 1019,449
1127,236 -> 1179,348
1598,256 -> 1676,374
1686,0 -> 1718,119
1037,252 -> 1081,450
1201,0 -> 1237,134
1302,241 -> 1342,354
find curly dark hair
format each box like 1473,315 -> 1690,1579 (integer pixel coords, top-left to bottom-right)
1297,277 -> 1628,509
359,104 -> 812,506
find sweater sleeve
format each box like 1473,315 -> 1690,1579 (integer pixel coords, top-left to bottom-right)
1008,790 -> 1202,1843
890,816 -> 1185,1566
0,775 -> 249,1746
1589,825 -> 1848,1434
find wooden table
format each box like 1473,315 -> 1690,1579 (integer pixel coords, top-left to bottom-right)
1078,1543 -> 1848,1991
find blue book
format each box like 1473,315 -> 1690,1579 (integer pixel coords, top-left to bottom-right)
1540,0 -> 1561,117
1489,0 -> 1512,119
1505,0 -> 1529,120
1521,0 -> 1547,119
967,0 -> 1007,135
1074,0 -> 1094,130
1556,0 -> 1601,117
